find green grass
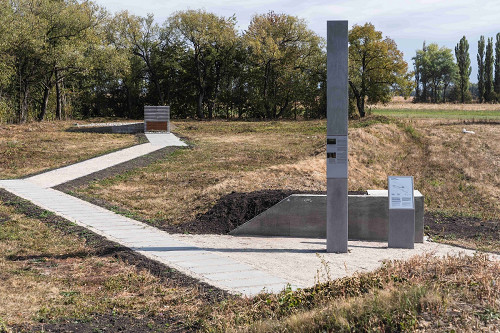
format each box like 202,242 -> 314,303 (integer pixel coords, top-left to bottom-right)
373,108 -> 500,119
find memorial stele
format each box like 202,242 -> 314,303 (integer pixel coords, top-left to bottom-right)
326,20 -> 349,253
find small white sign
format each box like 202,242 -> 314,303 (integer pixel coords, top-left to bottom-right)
388,176 -> 414,210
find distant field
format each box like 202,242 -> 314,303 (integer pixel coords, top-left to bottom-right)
372,97 -> 500,119
372,108 -> 500,119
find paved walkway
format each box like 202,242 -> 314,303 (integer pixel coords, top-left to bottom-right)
1,133 -> 294,296
27,133 -> 186,188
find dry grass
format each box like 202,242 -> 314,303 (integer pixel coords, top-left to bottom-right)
0,200 -> 210,329
0,120 -> 138,179
199,254 -> 499,332
412,119 -> 500,219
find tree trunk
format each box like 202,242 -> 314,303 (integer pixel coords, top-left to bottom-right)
61,78 -> 67,119
349,81 -> 365,117
263,62 -> 271,118
55,74 -> 62,120
19,83 -> 29,123
197,90 -> 204,119
208,101 -> 213,120
443,84 -> 448,103
38,85 -> 51,121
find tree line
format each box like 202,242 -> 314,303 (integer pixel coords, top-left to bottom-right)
0,1 -> 412,123
413,34 -> 500,103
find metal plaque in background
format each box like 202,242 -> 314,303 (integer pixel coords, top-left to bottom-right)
326,135 -> 348,178
388,176 -> 414,210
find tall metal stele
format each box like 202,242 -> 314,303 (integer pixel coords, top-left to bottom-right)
326,21 -> 348,253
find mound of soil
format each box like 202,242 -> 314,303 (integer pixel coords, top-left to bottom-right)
182,190 -> 302,234
425,212 -> 499,244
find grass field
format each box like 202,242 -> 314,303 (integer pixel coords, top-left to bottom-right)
371,96 -> 500,119
0,113 -> 499,331
0,120 -> 139,179
76,117 -> 500,251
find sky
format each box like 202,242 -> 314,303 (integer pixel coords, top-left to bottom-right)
96,0 -> 500,83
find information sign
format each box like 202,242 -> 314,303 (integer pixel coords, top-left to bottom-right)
388,176 -> 414,210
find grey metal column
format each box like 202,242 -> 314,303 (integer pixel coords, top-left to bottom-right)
326,21 -> 349,253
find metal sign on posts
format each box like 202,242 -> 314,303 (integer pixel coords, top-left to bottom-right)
326,20 -> 349,253
388,176 -> 415,248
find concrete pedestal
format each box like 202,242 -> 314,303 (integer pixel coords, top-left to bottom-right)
388,209 -> 415,249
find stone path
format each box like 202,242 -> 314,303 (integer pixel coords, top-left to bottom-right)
27,133 -> 186,188
1,133 -> 295,296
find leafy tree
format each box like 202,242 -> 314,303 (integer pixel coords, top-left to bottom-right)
244,11 -> 324,119
413,42 -> 433,103
454,36 -> 472,103
484,37 -> 494,102
426,44 -> 457,103
349,23 -> 413,117
477,36 -> 485,103
495,33 -> 500,101
170,9 -> 238,119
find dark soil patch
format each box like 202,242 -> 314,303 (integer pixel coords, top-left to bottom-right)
425,211 -> 499,249
13,313 -> 188,333
0,189 -> 230,331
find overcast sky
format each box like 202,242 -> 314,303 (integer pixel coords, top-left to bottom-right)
97,0 -> 500,82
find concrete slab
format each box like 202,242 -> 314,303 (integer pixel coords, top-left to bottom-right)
171,234 -> 499,288
145,133 -> 187,147
188,263 -> 257,275
0,180 -> 294,296
141,252 -> 223,263
231,192 -> 424,242
220,276 -> 288,289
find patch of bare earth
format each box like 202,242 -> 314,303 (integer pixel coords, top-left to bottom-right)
0,120 -> 138,179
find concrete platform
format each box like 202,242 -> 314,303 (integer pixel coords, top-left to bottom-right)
70,122 -> 144,134
230,191 -> 424,242
170,234 -> 497,287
